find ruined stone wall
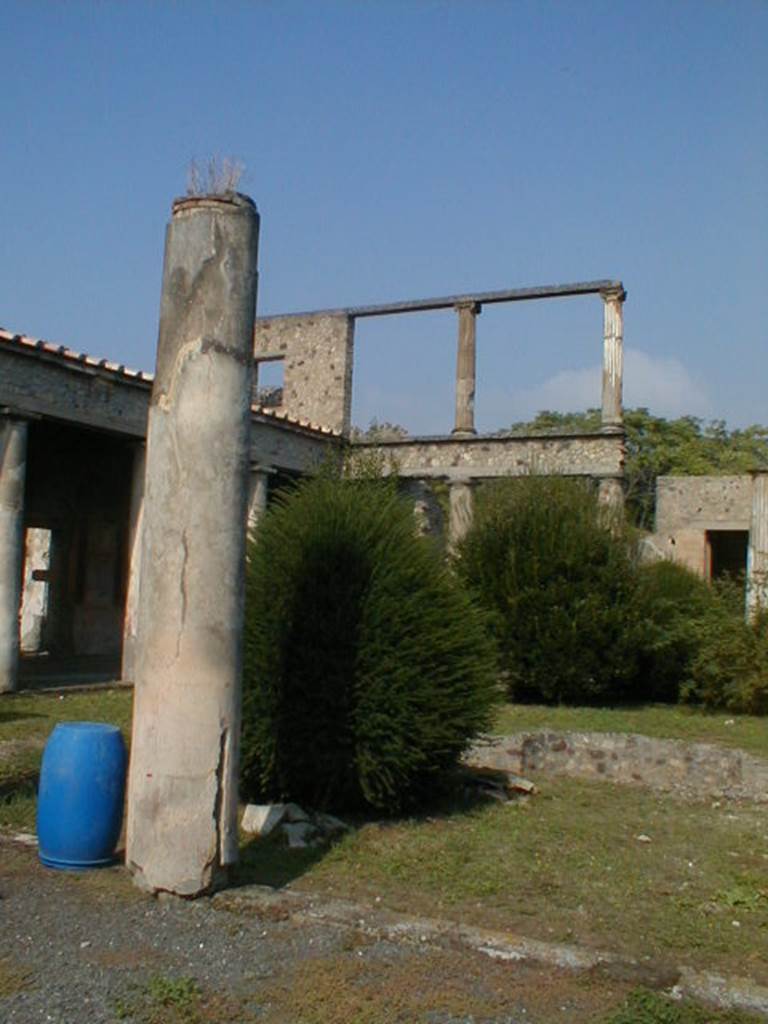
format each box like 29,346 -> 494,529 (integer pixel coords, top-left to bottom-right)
254,314 -> 355,437
468,731 -> 768,803
1,347 -> 149,437
656,476 -> 752,532
250,416 -> 341,474
652,475 -> 752,575
354,432 -> 623,481
0,346 -> 338,476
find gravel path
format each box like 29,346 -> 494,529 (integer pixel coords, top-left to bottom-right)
0,838 -> 642,1024
0,840 -> 339,1023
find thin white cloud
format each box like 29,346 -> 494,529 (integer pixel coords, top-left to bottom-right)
483,348 -> 713,427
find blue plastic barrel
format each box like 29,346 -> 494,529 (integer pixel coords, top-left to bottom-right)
36,722 -> 127,870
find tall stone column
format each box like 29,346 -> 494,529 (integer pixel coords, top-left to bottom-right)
746,471 -> 768,620
452,302 -> 480,436
402,478 -> 445,541
126,192 -> 259,896
601,287 -> 625,430
246,465 -> 272,534
597,475 -> 625,527
121,443 -> 146,683
0,416 -> 28,693
448,478 -> 474,548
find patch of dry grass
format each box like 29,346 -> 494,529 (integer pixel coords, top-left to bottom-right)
0,956 -> 32,998
258,944 -> 634,1024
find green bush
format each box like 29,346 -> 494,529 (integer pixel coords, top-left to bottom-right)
241,474 -> 499,813
635,560 -> 716,703
680,581 -> 768,714
454,477 -> 646,705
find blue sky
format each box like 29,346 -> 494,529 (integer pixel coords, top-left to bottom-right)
1,1 -> 765,434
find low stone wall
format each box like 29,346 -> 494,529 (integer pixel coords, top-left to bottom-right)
467,731 -> 768,803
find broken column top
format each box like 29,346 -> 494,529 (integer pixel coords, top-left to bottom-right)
172,192 -> 257,217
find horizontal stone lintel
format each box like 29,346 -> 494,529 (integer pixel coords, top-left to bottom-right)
258,279 -> 623,322
359,433 -> 623,480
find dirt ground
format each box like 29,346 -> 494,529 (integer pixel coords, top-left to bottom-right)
0,837 -> 653,1024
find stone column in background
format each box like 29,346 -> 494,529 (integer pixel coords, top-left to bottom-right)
402,478 -> 445,541
120,443 -> 146,683
597,475 -> 625,527
448,478 -> 474,548
246,465 -> 273,534
0,415 -> 28,693
126,192 -> 259,896
747,470 -> 768,620
601,287 -> 625,430
452,301 -> 480,436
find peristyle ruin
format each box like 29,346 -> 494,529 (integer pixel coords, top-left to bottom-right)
1,191 -> 766,893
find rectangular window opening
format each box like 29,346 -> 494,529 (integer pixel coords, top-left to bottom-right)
253,358 -> 284,408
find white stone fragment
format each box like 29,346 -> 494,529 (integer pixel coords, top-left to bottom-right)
505,774 -> 536,794
241,803 -> 288,837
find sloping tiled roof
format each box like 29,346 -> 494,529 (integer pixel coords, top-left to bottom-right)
251,404 -> 340,437
0,327 -> 154,383
0,326 -> 341,438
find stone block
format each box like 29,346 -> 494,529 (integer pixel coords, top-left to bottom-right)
241,803 -> 288,837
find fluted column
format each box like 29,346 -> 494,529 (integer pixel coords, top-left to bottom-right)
448,478 -> 474,548
247,465 -> 273,533
597,475 -> 625,528
601,287 -> 625,430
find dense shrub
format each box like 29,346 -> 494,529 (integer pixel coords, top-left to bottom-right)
454,477 -> 646,705
635,560 -> 716,703
680,582 -> 768,714
241,474 -> 499,813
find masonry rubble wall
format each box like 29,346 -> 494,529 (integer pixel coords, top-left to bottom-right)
468,731 -> 768,803
353,432 -> 623,480
250,416 -> 339,473
253,313 -> 354,437
651,475 -> 753,575
0,344 -> 335,475
0,346 -> 150,437
656,476 -> 752,533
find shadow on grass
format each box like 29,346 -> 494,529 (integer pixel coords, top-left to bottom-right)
0,708 -> 47,725
0,773 -> 38,801
229,777 -> 494,891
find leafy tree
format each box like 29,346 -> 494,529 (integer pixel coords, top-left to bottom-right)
503,409 -> 768,529
350,418 -> 410,442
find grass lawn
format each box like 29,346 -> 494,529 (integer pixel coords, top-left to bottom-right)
2,687 -> 767,1000
238,775 -> 768,986
493,703 -> 768,758
0,687 -> 132,831
1,684 -> 768,1019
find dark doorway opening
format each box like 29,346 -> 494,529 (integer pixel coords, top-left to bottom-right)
707,530 -> 749,581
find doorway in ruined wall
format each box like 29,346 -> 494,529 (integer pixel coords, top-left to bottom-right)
706,529 -> 749,581
18,420 -> 133,687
